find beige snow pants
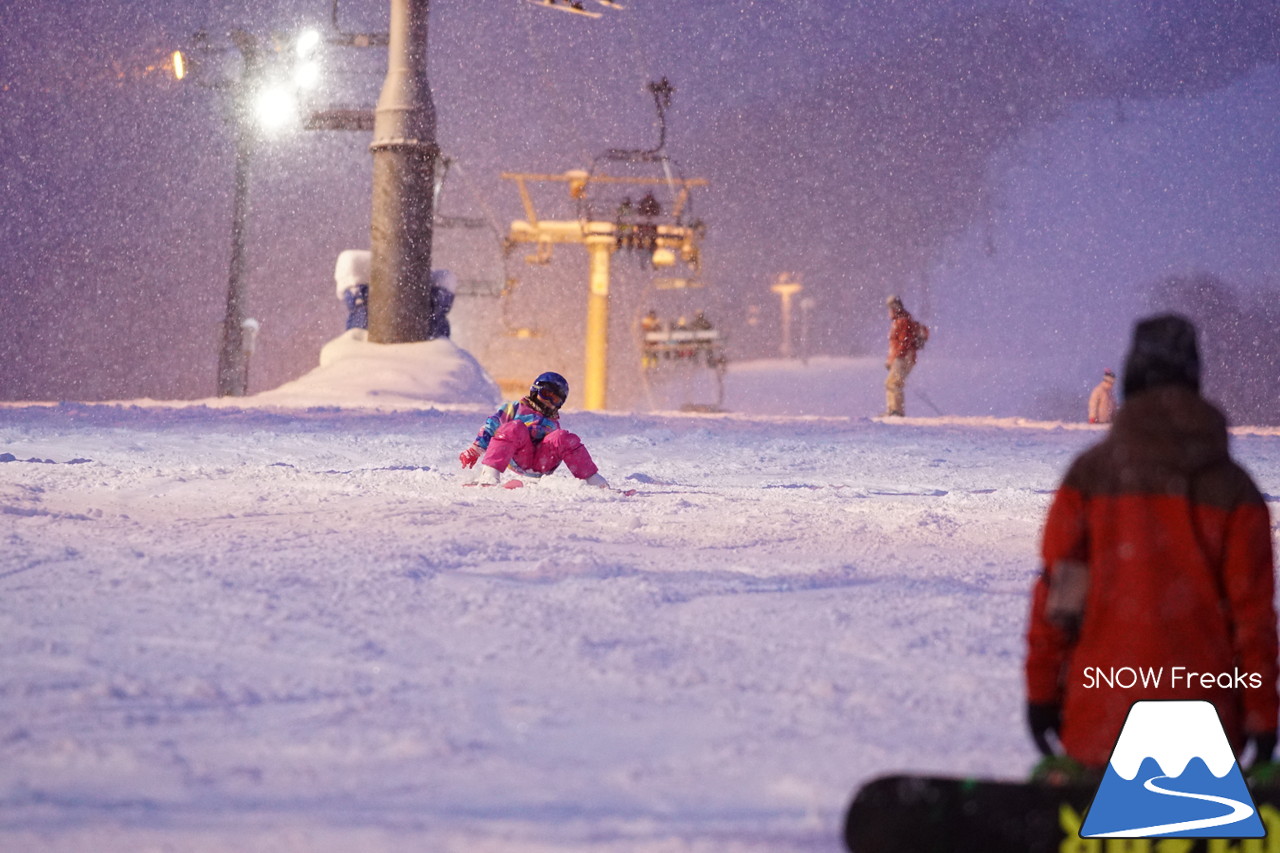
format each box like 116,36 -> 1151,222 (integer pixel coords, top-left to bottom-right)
885,357 -> 914,416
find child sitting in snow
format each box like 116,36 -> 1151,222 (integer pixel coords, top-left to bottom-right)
459,371 -> 609,488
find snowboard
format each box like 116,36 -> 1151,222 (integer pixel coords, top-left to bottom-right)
844,774 -> 1280,853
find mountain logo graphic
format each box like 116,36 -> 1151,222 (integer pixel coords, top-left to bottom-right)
1081,700 -> 1264,838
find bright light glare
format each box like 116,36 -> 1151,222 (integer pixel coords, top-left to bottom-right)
253,85 -> 298,133
296,29 -> 322,57
172,50 -> 186,80
293,60 -> 321,90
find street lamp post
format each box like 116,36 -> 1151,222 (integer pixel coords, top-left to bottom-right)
799,296 -> 816,365
181,20 -> 379,394
771,272 -> 804,359
367,0 -> 438,344
215,29 -> 262,397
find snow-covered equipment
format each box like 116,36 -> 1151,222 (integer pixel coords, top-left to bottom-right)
334,249 -> 372,330
334,249 -> 371,299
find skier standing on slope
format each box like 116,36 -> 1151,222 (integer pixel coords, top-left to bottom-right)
459,372 -> 610,488
883,295 -> 927,417
1087,367 -> 1117,424
1025,314 -> 1278,779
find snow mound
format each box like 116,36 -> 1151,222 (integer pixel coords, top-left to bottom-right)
251,330 -> 502,408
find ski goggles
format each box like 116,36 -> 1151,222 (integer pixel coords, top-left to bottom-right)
534,386 -> 566,409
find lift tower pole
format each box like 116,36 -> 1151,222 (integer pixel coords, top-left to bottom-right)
368,0 -> 438,343
215,30 -> 262,397
502,173 -> 707,411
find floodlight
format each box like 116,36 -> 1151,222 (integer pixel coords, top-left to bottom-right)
293,60 -> 321,90
253,84 -> 298,132
295,28 -> 322,58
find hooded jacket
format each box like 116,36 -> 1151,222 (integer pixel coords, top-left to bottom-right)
1025,386 -> 1278,767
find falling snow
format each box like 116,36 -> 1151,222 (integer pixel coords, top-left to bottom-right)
1,1 -> 1278,417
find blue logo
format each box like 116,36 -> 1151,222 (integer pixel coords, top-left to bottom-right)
1082,700 -> 1264,838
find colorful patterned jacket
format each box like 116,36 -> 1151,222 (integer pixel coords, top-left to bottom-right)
472,398 -> 559,451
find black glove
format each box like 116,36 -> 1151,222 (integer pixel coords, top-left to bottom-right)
1028,702 -> 1061,757
1248,731 -> 1277,767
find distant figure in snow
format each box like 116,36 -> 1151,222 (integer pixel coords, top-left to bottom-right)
641,308 -> 662,336
637,191 -> 661,219
1025,314 -> 1278,781
882,295 -> 928,417
458,372 -> 610,489
427,269 -> 457,339
1087,368 -> 1117,424
616,197 -> 636,250
640,309 -> 662,369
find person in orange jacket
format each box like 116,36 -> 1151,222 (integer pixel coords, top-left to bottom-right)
1025,314 -> 1278,775
882,295 -> 927,417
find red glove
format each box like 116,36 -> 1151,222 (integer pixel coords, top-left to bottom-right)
459,445 -> 482,468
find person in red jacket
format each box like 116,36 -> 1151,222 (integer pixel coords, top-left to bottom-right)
883,295 -> 926,417
1025,314 -> 1278,776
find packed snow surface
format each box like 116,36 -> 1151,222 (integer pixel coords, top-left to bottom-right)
3,350 -> 1279,852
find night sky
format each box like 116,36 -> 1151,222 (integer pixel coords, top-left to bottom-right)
2,0 -> 1277,416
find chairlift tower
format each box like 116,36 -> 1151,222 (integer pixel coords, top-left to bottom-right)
368,0 -> 439,345
501,80 -> 707,411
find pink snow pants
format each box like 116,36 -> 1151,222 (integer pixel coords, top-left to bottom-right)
481,422 -> 599,480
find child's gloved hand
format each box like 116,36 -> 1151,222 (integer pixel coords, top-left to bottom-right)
459,445 -> 482,468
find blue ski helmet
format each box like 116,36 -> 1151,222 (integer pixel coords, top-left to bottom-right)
530,371 -> 569,410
